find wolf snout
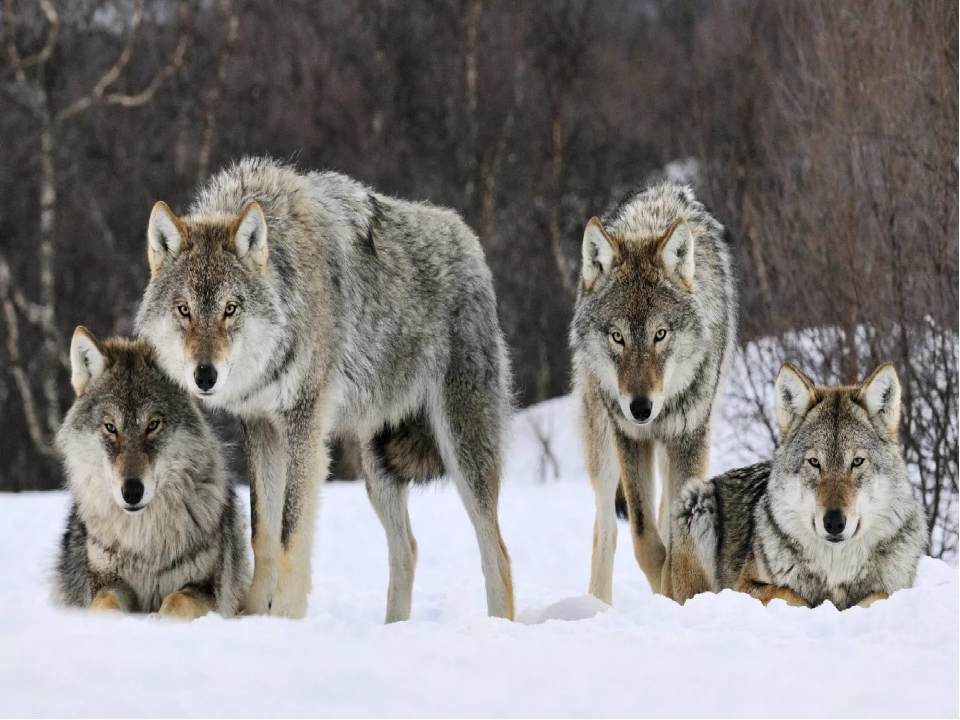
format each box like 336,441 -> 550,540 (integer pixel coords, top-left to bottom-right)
194,364 -> 218,392
823,509 -> 846,540
629,396 -> 653,423
121,478 -> 145,507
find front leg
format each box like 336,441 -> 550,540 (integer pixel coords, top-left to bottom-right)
271,397 -> 329,619
615,433 -> 665,594
241,417 -> 287,615
90,582 -> 138,613
158,584 -> 216,621
662,428 -> 712,603
856,592 -> 889,608
582,391 -> 621,605
735,555 -> 809,608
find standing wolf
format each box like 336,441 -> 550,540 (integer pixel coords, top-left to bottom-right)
54,329 -> 249,618
137,157 -> 514,621
674,363 -> 927,609
570,184 -> 737,604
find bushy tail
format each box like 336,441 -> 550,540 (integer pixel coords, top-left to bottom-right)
674,481 -> 719,588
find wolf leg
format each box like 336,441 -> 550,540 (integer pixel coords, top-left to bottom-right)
662,430 -> 712,602
240,417 -> 287,615
272,398 -> 328,619
581,394 -> 620,605
432,381 -> 514,621
856,592 -> 889,608
362,436 -> 418,623
735,556 -> 809,607
90,583 -> 137,613
158,586 -> 216,620
615,434 -> 665,594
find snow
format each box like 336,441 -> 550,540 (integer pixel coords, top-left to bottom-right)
1,396 -> 957,718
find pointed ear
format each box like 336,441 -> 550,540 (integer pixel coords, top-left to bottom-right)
229,202 -> 269,274
581,217 -> 619,291
775,363 -> 817,438
858,363 -> 901,439
70,326 -> 106,397
147,201 -> 188,277
658,218 -> 695,287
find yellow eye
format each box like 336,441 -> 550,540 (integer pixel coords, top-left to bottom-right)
224,302 -> 239,318
177,303 -> 191,318
852,457 -> 864,468
146,419 -> 161,433
610,330 -> 624,345
104,422 -> 117,434
808,457 -> 820,469
654,328 -> 667,342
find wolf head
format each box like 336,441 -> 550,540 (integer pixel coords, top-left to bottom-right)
135,200 -> 284,402
574,199 -> 707,427
57,328 -> 213,515
770,362 -> 913,546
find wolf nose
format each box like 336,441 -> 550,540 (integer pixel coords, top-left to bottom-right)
629,396 -> 653,423
121,478 -> 144,506
194,364 -> 218,391
823,509 -> 846,536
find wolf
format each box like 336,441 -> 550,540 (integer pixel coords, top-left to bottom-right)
136,157 -> 514,621
53,328 -> 249,618
674,362 -> 928,609
570,183 -> 737,604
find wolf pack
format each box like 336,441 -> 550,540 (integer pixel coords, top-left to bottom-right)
52,157 -> 927,621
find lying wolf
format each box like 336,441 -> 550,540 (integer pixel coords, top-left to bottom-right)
674,362 -> 927,609
54,328 -> 249,618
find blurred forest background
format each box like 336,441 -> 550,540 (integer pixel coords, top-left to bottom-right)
1,0 -> 957,556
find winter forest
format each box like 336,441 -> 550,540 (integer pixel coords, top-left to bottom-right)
1,0 -> 957,558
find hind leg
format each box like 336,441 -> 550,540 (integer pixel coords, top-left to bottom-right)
431,387 -> 514,620
362,432 -> 418,624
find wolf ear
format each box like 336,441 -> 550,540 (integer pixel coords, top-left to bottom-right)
229,202 -> 269,274
70,327 -> 106,397
775,363 -> 817,438
147,201 -> 188,277
658,218 -> 695,287
858,363 -> 901,439
581,217 -> 619,291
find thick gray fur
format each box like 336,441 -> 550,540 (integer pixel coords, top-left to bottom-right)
136,157 -> 514,620
54,336 -> 249,616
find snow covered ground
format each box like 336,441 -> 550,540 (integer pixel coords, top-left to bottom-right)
1,396 -> 957,718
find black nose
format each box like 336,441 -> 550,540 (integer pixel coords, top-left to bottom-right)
823,509 -> 846,536
629,396 -> 653,422
194,364 -> 218,391
121,478 -> 144,506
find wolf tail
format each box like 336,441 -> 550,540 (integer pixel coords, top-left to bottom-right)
673,480 -> 719,587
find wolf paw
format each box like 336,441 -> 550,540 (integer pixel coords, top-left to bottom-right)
243,563 -> 279,615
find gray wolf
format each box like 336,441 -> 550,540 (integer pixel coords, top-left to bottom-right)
53,328 -> 249,618
674,362 -> 928,609
570,183 -> 737,604
136,157 -> 514,621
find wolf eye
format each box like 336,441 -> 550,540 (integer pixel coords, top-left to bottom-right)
610,330 -> 624,345
104,422 -> 117,434
654,328 -> 668,342
224,302 -> 239,318
177,303 -> 191,318
146,419 -> 161,433
807,457 -> 820,469
852,457 -> 865,468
